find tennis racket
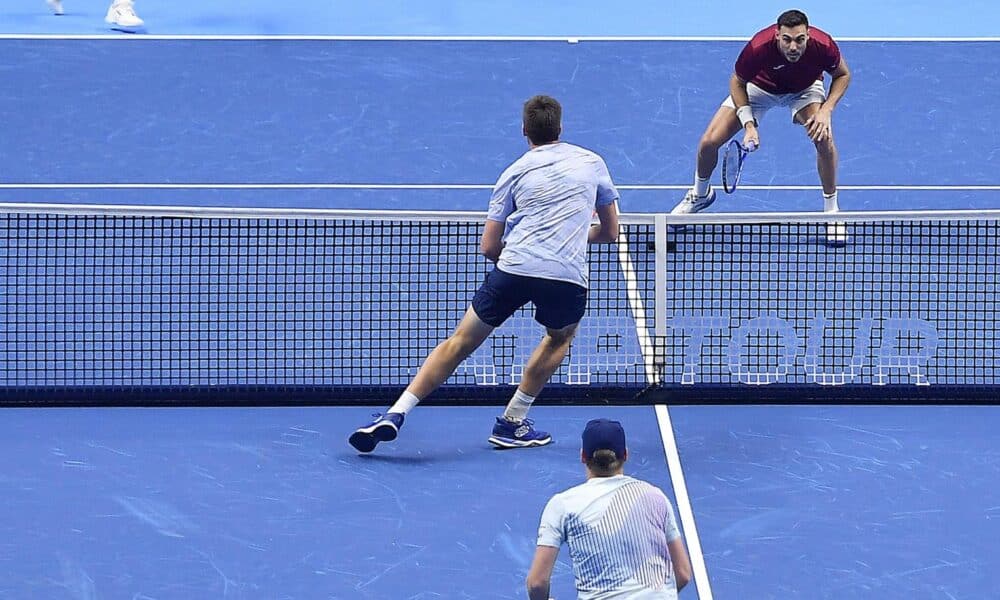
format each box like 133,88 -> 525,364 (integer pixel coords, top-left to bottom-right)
721,139 -> 757,194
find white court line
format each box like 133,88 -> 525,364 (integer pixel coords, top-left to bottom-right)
655,405 -> 713,600
614,223 -> 659,385
1,34 -> 998,42
1,183 -> 998,191
615,219 -> 713,599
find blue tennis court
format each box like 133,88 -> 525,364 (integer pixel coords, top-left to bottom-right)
6,404 -> 998,598
1,2 -> 999,598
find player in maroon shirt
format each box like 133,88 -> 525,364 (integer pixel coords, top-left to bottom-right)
671,10 -> 852,243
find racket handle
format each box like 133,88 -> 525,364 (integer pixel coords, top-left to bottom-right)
746,141 -> 758,152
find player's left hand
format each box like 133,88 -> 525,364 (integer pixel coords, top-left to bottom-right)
804,107 -> 834,143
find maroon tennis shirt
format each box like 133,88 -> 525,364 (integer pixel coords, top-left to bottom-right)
735,25 -> 842,94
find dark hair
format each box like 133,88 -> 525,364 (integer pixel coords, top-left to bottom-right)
523,95 -> 561,145
586,449 -> 623,477
777,9 -> 808,29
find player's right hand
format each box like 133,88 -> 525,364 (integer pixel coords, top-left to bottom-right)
742,126 -> 760,151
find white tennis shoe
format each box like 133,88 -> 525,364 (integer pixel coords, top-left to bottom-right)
105,0 -> 144,29
671,187 -> 716,216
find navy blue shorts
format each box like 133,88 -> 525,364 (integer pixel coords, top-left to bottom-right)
471,268 -> 587,329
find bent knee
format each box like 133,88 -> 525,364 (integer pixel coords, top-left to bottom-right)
698,131 -> 727,152
813,134 -> 836,152
545,325 -> 579,346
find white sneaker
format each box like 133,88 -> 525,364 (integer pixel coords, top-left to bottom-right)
669,188 -> 716,230
46,0 -> 64,15
823,204 -> 847,248
824,211 -> 848,247
105,0 -> 143,28
671,187 -> 716,216
822,194 -> 847,246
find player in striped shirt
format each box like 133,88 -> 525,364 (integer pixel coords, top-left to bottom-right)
527,419 -> 692,599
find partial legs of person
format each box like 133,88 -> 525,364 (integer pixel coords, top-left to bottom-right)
487,322 -> 578,449
45,0 -> 142,27
671,106 -> 743,217
795,102 -> 846,245
350,267 -> 585,452
348,307 -> 495,453
106,0 -> 143,29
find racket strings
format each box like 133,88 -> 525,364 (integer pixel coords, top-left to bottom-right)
722,143 -> 743,193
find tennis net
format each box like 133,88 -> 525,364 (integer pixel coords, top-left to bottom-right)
0,203 -> 655,404
652,209 -> 999,402
0,203 -> 997,405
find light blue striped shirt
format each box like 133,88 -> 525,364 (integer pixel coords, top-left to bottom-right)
487,142 -> 618,288
537,475 -> 681,600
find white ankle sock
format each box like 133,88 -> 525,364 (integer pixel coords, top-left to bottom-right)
824,191 -> 839,213
694,173 -> 711,197
388,391 -> 420,415
502,389 -> 535,423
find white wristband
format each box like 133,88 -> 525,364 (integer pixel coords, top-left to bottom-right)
736,105 -> 755,128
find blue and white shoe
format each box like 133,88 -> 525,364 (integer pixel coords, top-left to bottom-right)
488,417 -> 552,449
669,188 -> 716,231
349,412 -> 404,453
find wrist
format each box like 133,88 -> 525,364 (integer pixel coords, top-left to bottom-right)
735,105 -> 756,129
